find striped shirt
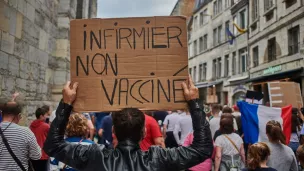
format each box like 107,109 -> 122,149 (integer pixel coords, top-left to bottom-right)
0,122 -> 41,171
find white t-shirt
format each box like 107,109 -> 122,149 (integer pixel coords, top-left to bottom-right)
163,113 -> 181,132
173,115 -> 192,145
209,117 -> 221,138
215,133 -> 243,155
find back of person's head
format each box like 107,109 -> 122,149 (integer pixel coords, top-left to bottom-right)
247,142 -> 271,170
112,108 -> 145,143
297,145 -> 304,167
212,104 -> 221,114
291,111 -> 301,133
66,113 -> 88,138
222,106 -> 233,114
266,120 -> 286,145
220,113 -> 234,134
35,107 -> 48,119
0,95 -> 24,117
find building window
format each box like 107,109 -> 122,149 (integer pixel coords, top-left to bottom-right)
268,37 -> 276,61
218,0 -> 223,13
213,28 -> 218,46
218,25 -> 222,44
240,9 -> 246,29
189,68 -> 192,76
200,12 -> 204,26
288,25 -> 300,55
203,34 -> 208,50
199,37 -> 203,52
252,0 -> 259,21
194,16 -> 198,30
225,0 -> 230,8
214,1 -> 218,16
239,49 -> 247,73
76,0 -> 84,19
217,58 -> 222,78
203,9 -> 208,24
194,40 -> 197,56
203,63 -> 207,80
232,52 -> 236,75
213,59 -> 217,79
253,46 -> 259,67
199,64 -> 203,82
225,21 -> 230,41
193,66 -> 197,82
265,0 -> 274,11
233,16 -> 237,35
224,55 -> 229,77
286,0 -> 297,8
265,11 -> 274,21
231,0 -> 235,6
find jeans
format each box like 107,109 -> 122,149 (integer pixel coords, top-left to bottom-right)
289,141 -> 300,154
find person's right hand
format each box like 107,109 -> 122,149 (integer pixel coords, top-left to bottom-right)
182,75 -> 199,101
62,81 -> 78,105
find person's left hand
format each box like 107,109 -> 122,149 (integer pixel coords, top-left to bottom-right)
62,81 -> 78,105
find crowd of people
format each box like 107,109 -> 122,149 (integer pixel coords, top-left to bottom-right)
1,78 -> 304,171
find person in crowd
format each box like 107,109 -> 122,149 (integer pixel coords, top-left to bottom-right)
242,142 -> 277,171
50,113 -> 94,171
174,109 -> 192,146
140,113 -> 165,150
0,93 -> 41,170
213,113 -> 236,141
214,114 -> 245,171
297,145 -> 304,170
82,112 -> 95,140
91,112 -> 110,144
44,77 -> 214,170
209,104 -> 222,138
183,131 -> 214,171
30,107 -> 50,171
289,108 -> 302,154
163,110 -> 181,148
98,113 -> 113,148
266,120 -> 298,171
42,105 -> 51,124
233,105 -> 241,117
153,111 -> 168,130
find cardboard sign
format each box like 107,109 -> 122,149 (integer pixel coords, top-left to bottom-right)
268,82 -> 303,108
70,17 -> 188,112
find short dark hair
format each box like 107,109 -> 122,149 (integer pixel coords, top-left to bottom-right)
222,107 -> 233,114
0,96 -> 24,116
35,108 -> 47,119
220,113 -> 234,134
112,108 -> 145,143
212,104 -> 221,113
41,105 -> 50,112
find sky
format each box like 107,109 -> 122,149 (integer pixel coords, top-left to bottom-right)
97,0 -> 178,18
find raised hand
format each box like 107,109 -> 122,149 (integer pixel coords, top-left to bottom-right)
181,75 -> 199,101
62,81 -> 79,105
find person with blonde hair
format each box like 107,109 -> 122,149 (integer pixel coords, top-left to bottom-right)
242,142 -> 276,171
50,113 -> 94,171
266,120 -> 298,171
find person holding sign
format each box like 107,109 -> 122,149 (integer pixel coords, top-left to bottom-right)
43,76 -> 213,171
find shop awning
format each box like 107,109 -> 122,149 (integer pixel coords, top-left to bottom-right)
227,75 -> 249,82
196,80 -> 223,88
226,67 -> 303,86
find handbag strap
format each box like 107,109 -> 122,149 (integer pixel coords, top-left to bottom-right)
224,134 -> 240,153
0,128 -> 27,171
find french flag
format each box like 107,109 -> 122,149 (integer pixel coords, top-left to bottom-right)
237,101 -> 292,144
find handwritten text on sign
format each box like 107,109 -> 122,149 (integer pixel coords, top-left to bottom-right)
70,17 -> 188,112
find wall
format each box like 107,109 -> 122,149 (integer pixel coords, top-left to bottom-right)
171,0 -> 196,18
0,0 -> 97,125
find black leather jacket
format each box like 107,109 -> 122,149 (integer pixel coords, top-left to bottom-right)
44,100 -> 213,171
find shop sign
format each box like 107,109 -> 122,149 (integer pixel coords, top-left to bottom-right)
263,65 -> 282,75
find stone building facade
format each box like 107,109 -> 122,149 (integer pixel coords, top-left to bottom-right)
171,0 -> 196,18
0,0 -> 97,125
188,0 -> 304,105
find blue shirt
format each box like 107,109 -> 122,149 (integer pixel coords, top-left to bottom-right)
100,115 -> 113,145
91,112 -> 109,132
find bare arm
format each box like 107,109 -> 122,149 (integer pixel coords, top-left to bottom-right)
240,144 -> 246,164
162,124 -> 167,138
214,146 -> 222,171
154,137 -> 165,148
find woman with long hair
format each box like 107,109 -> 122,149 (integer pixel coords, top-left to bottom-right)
242,142 -> 276,171
266,120 -> 298,171
214,114 -> 246,171
289,108 -> 302,154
